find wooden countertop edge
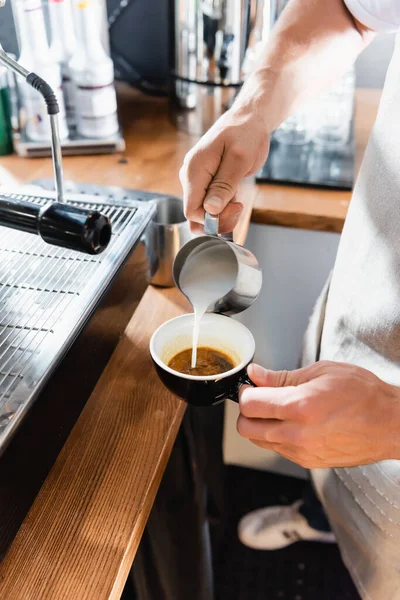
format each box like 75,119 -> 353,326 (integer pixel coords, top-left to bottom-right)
109,401 -> 187,600
251,206 -> 346,233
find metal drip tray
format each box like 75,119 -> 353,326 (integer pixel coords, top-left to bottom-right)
0,186 -> 156,453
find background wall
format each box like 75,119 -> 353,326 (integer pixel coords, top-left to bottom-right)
0,1 -> 18,55
356,34 -> 395,88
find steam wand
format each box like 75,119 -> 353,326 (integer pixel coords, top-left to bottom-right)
0,45 -> 112,255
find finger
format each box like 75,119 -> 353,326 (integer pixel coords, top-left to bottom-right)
203,148 -> 251,216
248,440 -> 317,468
237,416 -> 309,447
237,415 -> 285,442
217,202 -> 243,233
248,440 -> 298,462
239,385 -> 298,420
239,384 -> 252,401
189,201 -> 243,235
181,145 -> 222,224
189,221 -> 204,235
183,175 -> 208,226
249,438 -> 281,452
247,363 -> 318,388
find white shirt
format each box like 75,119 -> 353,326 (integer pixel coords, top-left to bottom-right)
344,0 -> 400,32
310,22 -> 400,599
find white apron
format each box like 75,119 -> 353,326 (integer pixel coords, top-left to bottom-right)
303,35 -> 400,600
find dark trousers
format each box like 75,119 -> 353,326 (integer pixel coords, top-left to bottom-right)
299,478 -> 331,533
130,403 -> 225,600
128,406 -> 331,600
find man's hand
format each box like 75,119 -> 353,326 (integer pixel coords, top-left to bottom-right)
237,361 -> 400,468
179,101 -> 271,234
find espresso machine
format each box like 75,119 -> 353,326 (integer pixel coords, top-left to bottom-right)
0,0 -> 157,453
170,0 -> 269,135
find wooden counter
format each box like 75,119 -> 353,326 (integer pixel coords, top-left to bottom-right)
0,86 -> 380,599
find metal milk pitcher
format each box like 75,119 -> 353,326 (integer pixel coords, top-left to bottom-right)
145,196 -> 193,287
173,212 -> 262,315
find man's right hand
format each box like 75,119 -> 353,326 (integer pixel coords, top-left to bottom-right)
179,101 -> 271,234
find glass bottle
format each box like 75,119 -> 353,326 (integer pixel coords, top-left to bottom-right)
15,0 -> 68,141
48,0 -> 76,127
69,0 -> 119,139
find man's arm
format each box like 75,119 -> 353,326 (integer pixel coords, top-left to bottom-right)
238,0 -> 373,134
181,0 -> 374,233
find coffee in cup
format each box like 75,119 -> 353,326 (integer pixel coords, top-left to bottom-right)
168,346 -> 236,376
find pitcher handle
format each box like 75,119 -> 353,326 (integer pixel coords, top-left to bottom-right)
204,211 -> 234,242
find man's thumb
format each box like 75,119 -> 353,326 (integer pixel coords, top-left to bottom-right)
247,363 -> 312,388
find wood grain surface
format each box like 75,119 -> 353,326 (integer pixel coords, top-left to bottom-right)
0,286 -> 190,600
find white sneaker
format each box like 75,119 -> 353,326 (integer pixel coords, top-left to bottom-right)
238,500 -> 336,550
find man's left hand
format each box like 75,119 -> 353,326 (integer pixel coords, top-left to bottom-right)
237,361 -> 400,468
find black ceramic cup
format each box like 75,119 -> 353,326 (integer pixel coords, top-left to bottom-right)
150,313 -> 255,407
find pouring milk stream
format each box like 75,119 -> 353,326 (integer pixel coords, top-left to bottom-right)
178,241 -> 238,368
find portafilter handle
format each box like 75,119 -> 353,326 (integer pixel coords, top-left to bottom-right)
0,195 -> 112,255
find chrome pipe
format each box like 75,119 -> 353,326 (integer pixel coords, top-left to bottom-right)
0,46 -> 29,79
0,45 -> 65,203
50,114 -> 64,204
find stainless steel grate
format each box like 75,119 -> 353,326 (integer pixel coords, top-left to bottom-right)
0,187 -> 156,452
